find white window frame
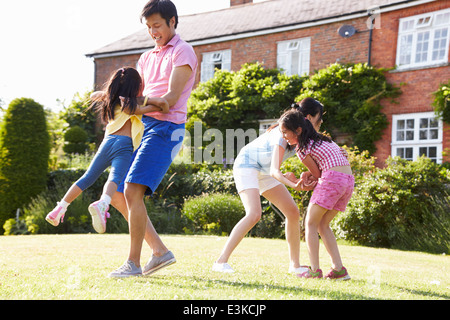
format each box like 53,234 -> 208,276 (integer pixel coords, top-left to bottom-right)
258,119 -> 277,134
200,49 -> 231,82
391,112 -> 443,163
396,8 -> 450,70
277,37 -> 310,76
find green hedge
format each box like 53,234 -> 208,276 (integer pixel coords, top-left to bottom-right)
182,193 -> 244,235
332,156 -> 450,254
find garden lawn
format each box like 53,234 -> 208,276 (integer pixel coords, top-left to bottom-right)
0,234 -> 448,300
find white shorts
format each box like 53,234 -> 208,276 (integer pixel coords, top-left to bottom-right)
233,167 -> 282,195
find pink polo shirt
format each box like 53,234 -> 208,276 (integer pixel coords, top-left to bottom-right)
137,34 -> 198,124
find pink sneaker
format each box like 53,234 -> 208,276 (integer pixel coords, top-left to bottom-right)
45,203 -> 66,226
297,267 -> 323,279
88,200 -> 110,234
324,266 -> 351,280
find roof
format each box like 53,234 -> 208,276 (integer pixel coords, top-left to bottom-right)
86,0 -> 432,58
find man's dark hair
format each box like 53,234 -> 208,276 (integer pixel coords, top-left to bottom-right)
141,0 -> 178,29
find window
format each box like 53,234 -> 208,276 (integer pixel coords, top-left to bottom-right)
391,112 -> 443,163
200,50 -> 231,82
258,119 -> 277,134
396,9 -> 450,69
277,38 -> 310,76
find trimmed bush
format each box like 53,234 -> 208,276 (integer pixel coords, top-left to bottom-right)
63,125 -> 89,154
0,98 -> 50,232
182,193 -> 244,235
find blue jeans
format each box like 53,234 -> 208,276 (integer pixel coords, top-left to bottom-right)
75,135 -> 133,191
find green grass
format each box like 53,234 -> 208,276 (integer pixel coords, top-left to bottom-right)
0,234 -> 448,300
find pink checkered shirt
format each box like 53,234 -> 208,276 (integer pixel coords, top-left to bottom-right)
296,139 -> 349,172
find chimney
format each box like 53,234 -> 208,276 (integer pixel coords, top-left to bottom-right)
230,0 -> 253,7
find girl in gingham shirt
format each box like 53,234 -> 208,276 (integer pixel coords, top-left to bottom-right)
278,107 -> 354,280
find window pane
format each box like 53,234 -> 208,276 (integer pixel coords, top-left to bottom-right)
419,147 -> 427,156
430,118 -> 438,127
397,131 -> 405,141
430,129 -> 438,139
396,148 -> 404,158
407,119 -> 414,129
399,34 -> 413,65
435,12 -> 450,25
405,148 -> 413,159
406,130 -> 414,140
401,20 -> 415,31
415,31 -> 430,63
429,147 -> 437,158
397,119 -> 405,129
432,28 -> 449,61
420,118 -> 428,128
419,130 -> 428,140
291,50 -> 300,75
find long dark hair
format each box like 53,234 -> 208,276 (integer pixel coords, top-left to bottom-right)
278,108 -> 331,153
295,97 -> 324,122
268,97 -> 325,150
91,67 -> 142,123
141,0 -> 178,28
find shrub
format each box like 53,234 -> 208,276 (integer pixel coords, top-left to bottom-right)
156,165 -> 237,207
63,126 -> 89,154
333,156 -> 450,254
0,98 -> 50,232
432,79 -> 450,124
145,197 -> 187,235
182,193 -> 244,235
20,169 -> 128,234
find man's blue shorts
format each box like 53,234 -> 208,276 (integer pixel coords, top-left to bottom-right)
117,116 -> 185,196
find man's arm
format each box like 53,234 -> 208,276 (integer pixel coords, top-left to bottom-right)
162,64 -> 192,107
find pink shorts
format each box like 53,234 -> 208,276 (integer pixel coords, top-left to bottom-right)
310,170 -> 354,212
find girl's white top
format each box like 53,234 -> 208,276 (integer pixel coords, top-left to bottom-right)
234,127 -> 295,175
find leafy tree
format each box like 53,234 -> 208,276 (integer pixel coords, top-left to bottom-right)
187,63 -> 305,160
188,62 -> 305,134
0,98 -> 50,231
297,63 -> 401,154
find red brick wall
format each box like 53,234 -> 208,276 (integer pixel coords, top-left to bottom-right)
370,1 -> 450,166
93,54 -> 141,90
192,17 -> 370,73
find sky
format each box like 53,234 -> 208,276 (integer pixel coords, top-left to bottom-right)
0,0 -> 266,112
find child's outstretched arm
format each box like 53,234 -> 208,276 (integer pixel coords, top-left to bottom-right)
270,145 -> 300,189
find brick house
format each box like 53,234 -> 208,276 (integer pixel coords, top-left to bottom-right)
86,0 -> 450,166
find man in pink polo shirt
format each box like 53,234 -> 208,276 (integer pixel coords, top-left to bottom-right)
109,0 -> 198,278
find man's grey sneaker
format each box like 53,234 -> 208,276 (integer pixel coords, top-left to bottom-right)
108,260 -> 142,278
143,250 -> 176,276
